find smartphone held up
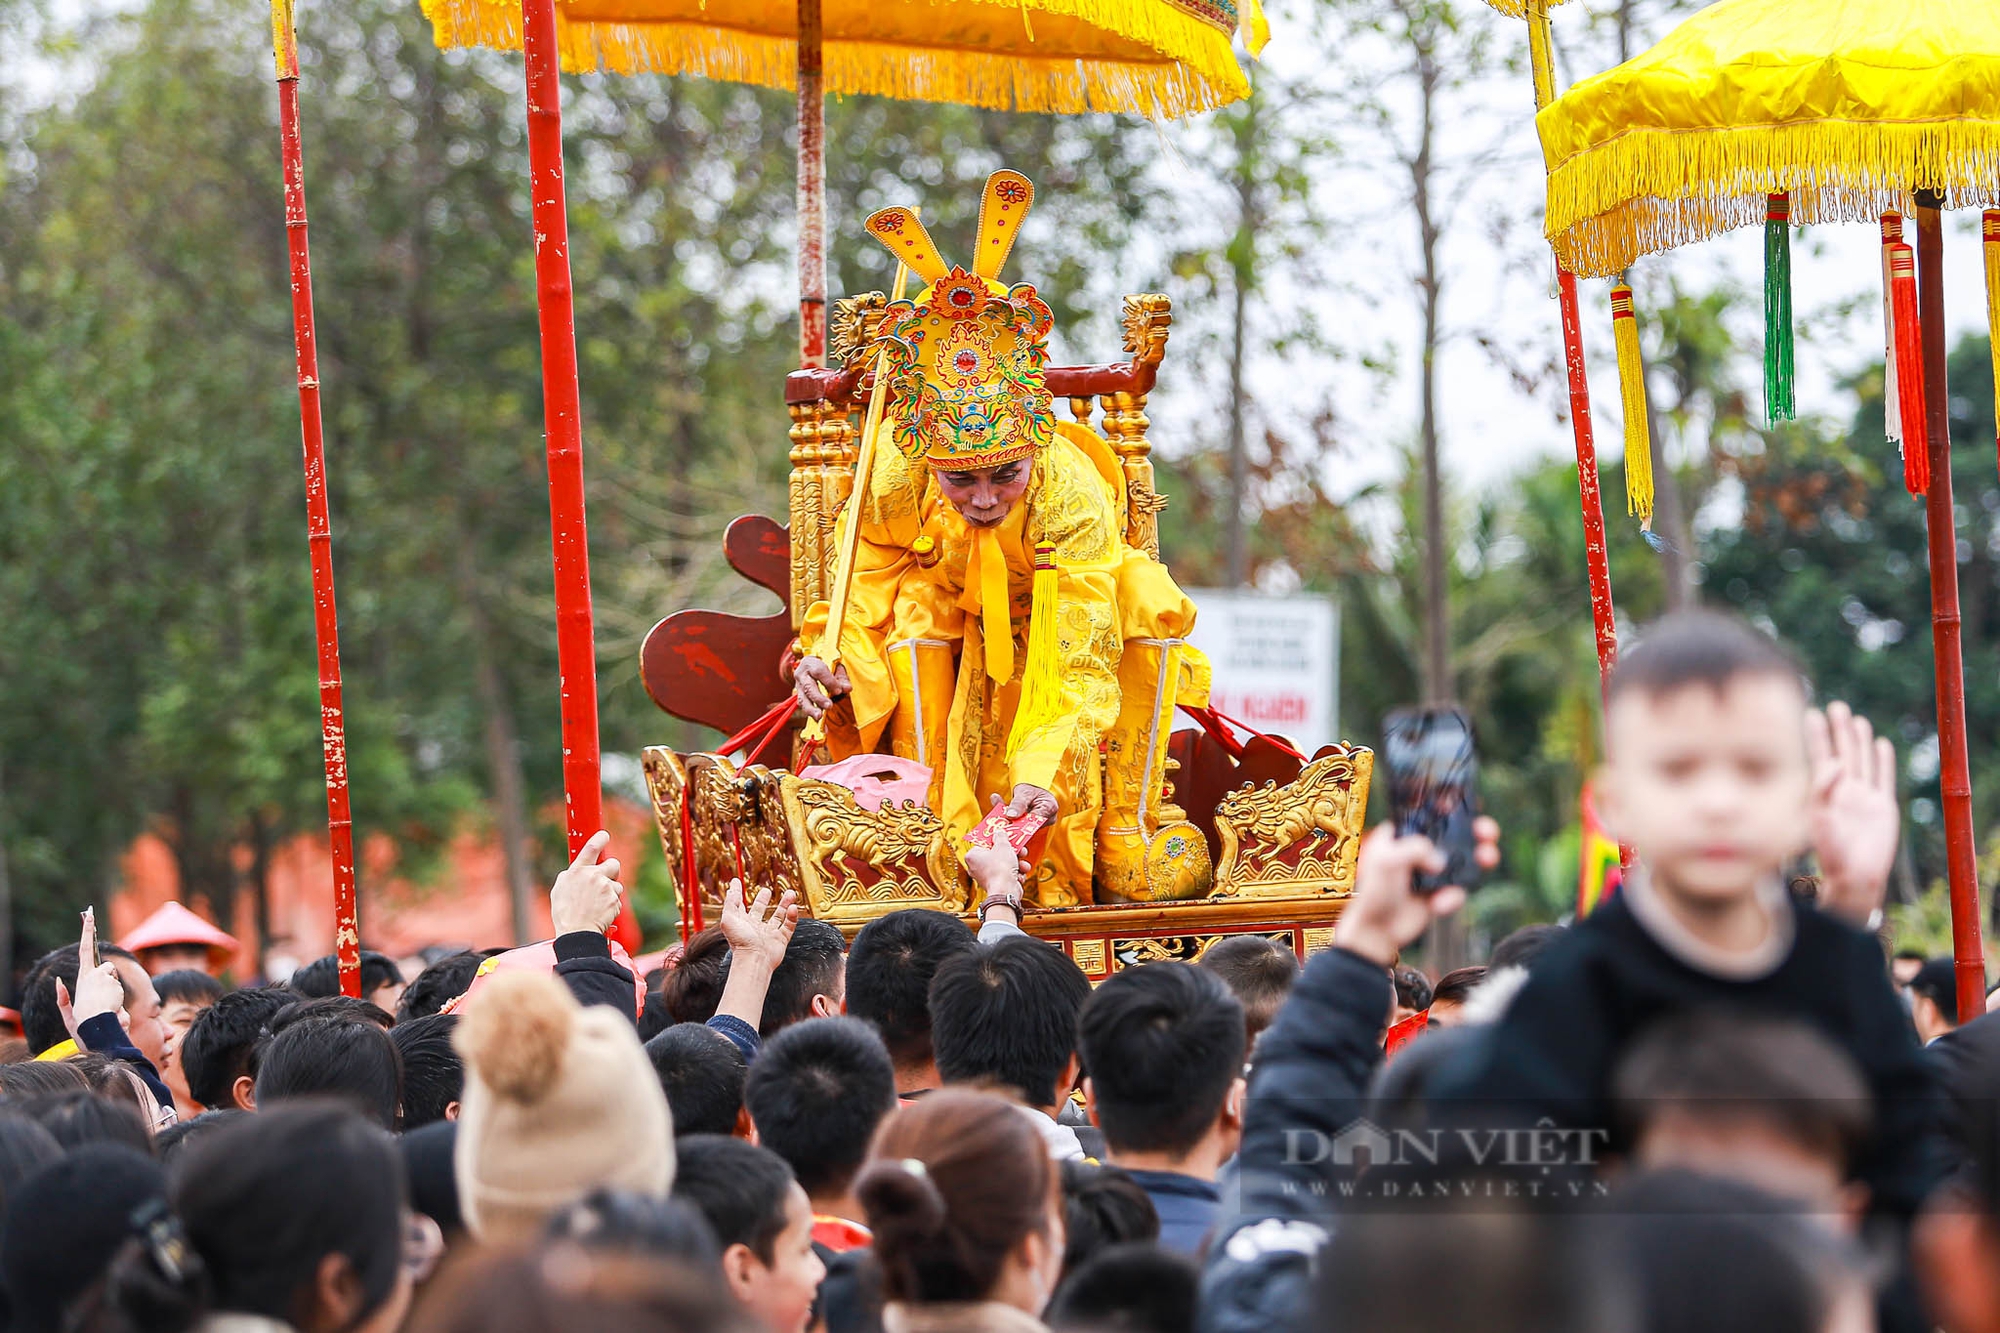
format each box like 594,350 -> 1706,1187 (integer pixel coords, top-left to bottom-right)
1382,705 -> 1484,895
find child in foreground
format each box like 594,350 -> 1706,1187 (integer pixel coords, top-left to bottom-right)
1433,610 -> 1945,1220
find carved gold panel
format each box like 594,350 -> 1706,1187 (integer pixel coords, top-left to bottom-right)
1212,746 -> 1373,900
777,774 -> 972,927
1109,929 -> 1291,969
641,747 -> 692,910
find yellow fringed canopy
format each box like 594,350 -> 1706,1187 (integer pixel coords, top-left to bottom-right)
1538,0 -> 2000,278
420,0 -> 1266,118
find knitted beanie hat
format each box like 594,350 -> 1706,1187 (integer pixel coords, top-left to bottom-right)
453,970 -> 674,1243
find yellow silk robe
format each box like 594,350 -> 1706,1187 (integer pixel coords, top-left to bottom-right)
804,419 -> 1202,905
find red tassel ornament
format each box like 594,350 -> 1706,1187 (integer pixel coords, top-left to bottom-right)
1888,242 -> 1929,496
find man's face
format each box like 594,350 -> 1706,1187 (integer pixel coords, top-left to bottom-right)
1892,956 -> 1925,988
111,956 -> 168,1067
1600,674 -> 1811,907
933,459 -> 1030,528
733,1184 -> 826,1333
142,944 -> 213,975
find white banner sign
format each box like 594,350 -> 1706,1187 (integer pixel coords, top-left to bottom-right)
1184,591 -> 1341,754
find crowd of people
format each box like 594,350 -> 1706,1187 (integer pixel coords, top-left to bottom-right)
0,610 -> 1997,1333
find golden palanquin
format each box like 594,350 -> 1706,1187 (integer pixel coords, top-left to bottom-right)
640,292 -> 1363,972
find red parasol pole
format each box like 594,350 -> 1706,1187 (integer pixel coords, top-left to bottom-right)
1913,196 -> 1985,1022
1558,267 -> 1620,700
270,0 -> 361,999
1527,0 -> 1619,702
520,0 -> 642,949
797,0 -> 828,368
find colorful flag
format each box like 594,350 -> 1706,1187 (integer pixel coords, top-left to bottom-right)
1577,783 -> 1622,918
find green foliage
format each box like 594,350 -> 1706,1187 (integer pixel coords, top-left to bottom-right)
0,0 -> 1168,962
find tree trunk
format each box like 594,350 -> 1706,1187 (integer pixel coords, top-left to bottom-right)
1224,88 -> 1260,590
1413,53 -> 1448,705
456,538 -> 537,945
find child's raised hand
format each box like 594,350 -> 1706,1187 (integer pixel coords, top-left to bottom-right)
1805,701 -> 1898,926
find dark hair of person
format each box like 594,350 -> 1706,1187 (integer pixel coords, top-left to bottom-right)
721,918 -> 846,1038
3,1143 -> 167,1333
0,1038 -> 27,1065
1197,936 -> 1298,1050
1594,1169 -> 1865,1333
391,1013 -> 464,1130
0,1055 -> 92,1101
545,1189 -> 724,1269
153,1110 -> 247,1166
930,935 -> 1090,1107
286,950 -> 404,1002
645,1024 -> 748,1137
1910,957 -> 1961,1027
1047,1242 -> 1198,1333
670,1135 -> 798,1264
1077,963 -> 1244,1157
152,970 -> 224,1010
1391,966 -> 1433,1013
1431,966 -> 1487,1009
637,984 -> 675,1043
70,1054 -> 149,1113
1059,1161 -> 1158,1278
847,910 -> 979,1069
180,987 -> 291,1110
1892,947 -> 1927,965
399,1120 -> 464,1237
1612,1011 -> 1874,1171
1316,1208 -> 1614,1333
397,949 -> 502,1022
404,1246 -> 751,1333
744,1018 -> 897,1199
270,995 -> 395,1032
856,1091 -> 1056,1305
21,1091 -> 154,1157
98,1103 -> 408,1333
0,1111 -> 63,1208
254,1015 -> 403,1130
1490,924 -> 1564,974
20,941 -> 139,1055
1607,610 -> 1803,707
661,928 -> 730,1025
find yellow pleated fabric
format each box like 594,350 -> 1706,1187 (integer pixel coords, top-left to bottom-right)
1537,0 -> 2000,277
418,0 -> 1263,119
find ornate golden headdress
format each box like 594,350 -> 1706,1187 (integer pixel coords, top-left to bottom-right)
864,171 -> 1055,471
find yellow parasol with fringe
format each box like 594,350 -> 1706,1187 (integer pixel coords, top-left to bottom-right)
420,0 -> 1267,119
421,0 -> 1266,370
1513,0 -> 1999,1027
1536,0 -> 2000,279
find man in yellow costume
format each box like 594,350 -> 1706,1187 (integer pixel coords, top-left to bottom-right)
792,170 -> 1212,912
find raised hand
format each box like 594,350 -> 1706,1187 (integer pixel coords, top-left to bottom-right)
1806,701 -> 1899,926
1333,822 -> 1492,969
720,878 -> 799,973
69,906 -> 127,1028
550,831 -> 625,936
793,656 -> 852,720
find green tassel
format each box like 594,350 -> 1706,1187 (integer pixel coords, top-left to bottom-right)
1764,193 -> 1795,423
